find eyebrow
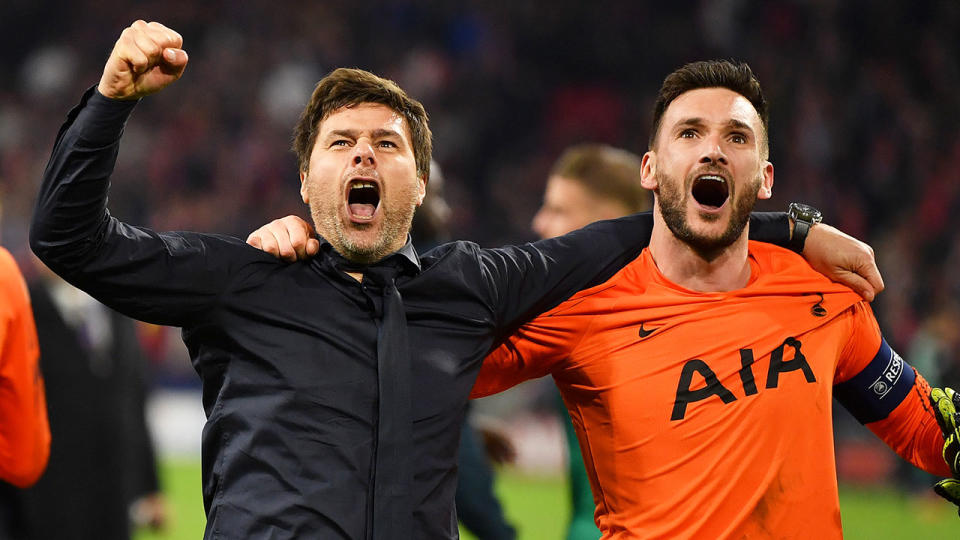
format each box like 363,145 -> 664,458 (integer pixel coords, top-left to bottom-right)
324,128 -> 404,140
676,117 -> 755,134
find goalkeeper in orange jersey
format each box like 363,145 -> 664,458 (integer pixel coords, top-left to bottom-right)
467,60 -> 960,538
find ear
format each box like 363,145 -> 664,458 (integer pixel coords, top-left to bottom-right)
756,161 -> 774,200
640,151 -> 658,190
299,170 -> 309,204
416,174 -> 427,206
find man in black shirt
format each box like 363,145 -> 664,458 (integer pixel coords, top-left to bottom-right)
32,21 -> 881,539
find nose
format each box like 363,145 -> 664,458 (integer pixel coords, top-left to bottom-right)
532,209 -> 547,239
699,140 -> 728,166
352,140 -> 376,167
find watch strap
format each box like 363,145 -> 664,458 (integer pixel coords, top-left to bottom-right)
789,219 -> 811,253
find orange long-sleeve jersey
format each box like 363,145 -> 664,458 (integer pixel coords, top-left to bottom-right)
0,248 -> 49,487
473,242 -> 948,539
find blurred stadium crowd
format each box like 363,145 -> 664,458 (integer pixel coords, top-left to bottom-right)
2,0 -> 960,484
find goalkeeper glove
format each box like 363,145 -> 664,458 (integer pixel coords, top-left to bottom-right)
929,387 -> 960,513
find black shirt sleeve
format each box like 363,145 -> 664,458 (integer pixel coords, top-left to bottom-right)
748,212 -> 791,246
30,87 -> 254,327
479,212 -> 653,335
480,210 -> 790,337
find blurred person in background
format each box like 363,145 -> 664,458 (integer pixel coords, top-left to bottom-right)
0,197 -> 50,538
530,144 -> 651,539
11,261 -> 165,540
532,144 -> 651,241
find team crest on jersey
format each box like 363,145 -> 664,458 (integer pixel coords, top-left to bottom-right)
807,292 -> 827,317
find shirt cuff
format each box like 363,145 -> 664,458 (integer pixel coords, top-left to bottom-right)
747,211 -> 791,247
68,85 -> 140,147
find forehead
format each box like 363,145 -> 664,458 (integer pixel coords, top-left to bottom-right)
546,175 -> 602,206
545,175 -> 586,202
318,102 -> 410,139
662,87 -> 762,132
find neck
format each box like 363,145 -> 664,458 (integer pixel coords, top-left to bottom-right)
647,209 -> 752,293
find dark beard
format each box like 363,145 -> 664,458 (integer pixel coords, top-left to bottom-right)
656,170 -> 758,262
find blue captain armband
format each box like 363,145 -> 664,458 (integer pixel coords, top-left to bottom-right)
834,339 -> 916,424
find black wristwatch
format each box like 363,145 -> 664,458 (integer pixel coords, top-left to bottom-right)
787,202 -> 823,253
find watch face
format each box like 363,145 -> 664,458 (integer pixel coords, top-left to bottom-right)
790,203 -> 822,223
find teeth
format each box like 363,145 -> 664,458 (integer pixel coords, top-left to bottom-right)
351,181 -> 376,190
698,175 -> 725,183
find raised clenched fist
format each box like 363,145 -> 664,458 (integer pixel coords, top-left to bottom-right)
97,20 -> 188,100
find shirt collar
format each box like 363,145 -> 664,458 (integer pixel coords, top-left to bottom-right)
318,234 -> 421,276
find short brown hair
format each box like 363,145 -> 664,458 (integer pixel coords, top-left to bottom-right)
551,144 -> 650,213
293,68 -> 432,179
648,60 -> 769,157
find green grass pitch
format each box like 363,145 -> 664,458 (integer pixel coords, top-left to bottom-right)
135,459 -> 957,539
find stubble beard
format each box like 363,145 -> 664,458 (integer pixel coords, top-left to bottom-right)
655,169 -> 759,261
309,183 -> 420,264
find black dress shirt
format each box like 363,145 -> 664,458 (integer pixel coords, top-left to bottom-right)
31,87 -> 791,539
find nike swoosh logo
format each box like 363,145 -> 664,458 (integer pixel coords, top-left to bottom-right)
638,323 -> 658,339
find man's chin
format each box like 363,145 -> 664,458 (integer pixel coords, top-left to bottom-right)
340,238 -> 383,262
685,219 -> 730,241
690,205 -> 727,223
667,214 -> 740,252
347,227 -> 408,261
685,219 -> 749,255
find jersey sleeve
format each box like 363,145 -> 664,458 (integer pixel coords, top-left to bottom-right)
833,302 -> 949,476
833,302 -> 883,385
471,306 -> 585,398
866,370 -> 950,476
0,250 -> 50,487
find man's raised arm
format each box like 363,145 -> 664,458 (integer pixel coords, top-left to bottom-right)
31,21 -> 247,326
32,20 -> 188,273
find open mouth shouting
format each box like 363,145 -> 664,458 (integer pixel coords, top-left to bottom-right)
346,178 -> 381,222
691,174 -> 729,212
